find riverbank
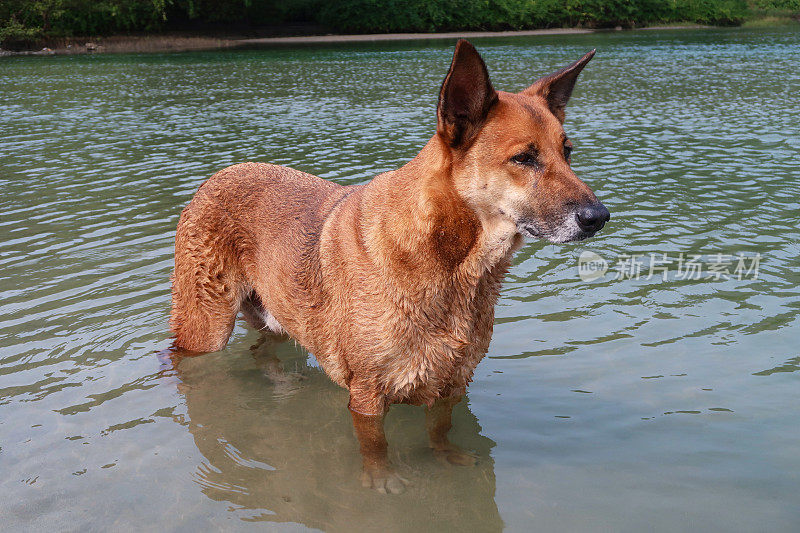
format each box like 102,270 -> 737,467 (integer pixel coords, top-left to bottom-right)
1,17 -> 797,57
0,26 -> 694,56
0,35 -> 239,56
3,0 -> 798,57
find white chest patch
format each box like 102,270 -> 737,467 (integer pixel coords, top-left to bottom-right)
260,310 -> 285,335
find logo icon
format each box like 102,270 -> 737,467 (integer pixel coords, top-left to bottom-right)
578,250 -> 608,281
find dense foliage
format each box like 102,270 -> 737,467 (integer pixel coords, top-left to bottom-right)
1,0 -> 798,47
316,0 -> 756,32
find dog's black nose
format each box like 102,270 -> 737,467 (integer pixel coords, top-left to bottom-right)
575,203 -> 610,233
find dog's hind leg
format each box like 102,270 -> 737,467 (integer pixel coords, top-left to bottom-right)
426,395 -> 477,466
170,225 -> 242,353
249,334 -> 306,391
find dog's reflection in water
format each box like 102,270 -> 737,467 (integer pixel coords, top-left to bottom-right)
164,335 -> 502,531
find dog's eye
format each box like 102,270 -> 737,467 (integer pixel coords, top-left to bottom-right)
563,140 -> 573,161
511,152 -> 538,166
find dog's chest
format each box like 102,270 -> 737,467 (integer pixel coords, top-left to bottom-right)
380,271 -> 501,404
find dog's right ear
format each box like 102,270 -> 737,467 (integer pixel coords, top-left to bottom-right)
437,40 -> 498,148
521,49 -> 595,123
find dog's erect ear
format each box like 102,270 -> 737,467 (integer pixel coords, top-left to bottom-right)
437,40 -> 498,148
522,49 -> 595,123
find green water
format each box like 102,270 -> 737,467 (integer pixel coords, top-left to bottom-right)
1,27 -> 799,532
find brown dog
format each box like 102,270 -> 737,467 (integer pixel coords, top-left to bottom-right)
170,40 -> 608,493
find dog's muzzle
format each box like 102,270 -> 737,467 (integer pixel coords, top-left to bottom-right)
517,201 -> 610,243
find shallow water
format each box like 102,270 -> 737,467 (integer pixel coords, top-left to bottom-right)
1,26 -> 799,531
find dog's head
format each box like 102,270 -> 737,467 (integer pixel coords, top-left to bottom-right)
437,40 -> 609,243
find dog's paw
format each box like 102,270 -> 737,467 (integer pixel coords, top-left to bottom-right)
360,467 -> 410,495
433,444 -> 478,466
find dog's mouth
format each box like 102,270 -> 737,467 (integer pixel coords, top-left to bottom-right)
518,223 -> 598,243
517,222 -> 544,239
517,206 -> 609,243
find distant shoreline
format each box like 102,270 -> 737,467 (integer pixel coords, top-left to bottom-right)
0,24 -> 739,57
239,27 -> 593,45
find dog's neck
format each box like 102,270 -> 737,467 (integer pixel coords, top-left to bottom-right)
361,135 -> 520,287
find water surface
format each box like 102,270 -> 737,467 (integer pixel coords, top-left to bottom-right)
1,26 -> 799,531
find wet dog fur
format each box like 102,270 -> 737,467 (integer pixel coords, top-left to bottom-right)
169,40 -> 608,493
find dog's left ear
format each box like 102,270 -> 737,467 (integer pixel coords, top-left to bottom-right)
437,40 -> 498,148
522,49 -> 595,123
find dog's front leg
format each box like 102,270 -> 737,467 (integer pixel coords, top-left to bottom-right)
349,394 -> 409,494
425,395 -> 478,466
